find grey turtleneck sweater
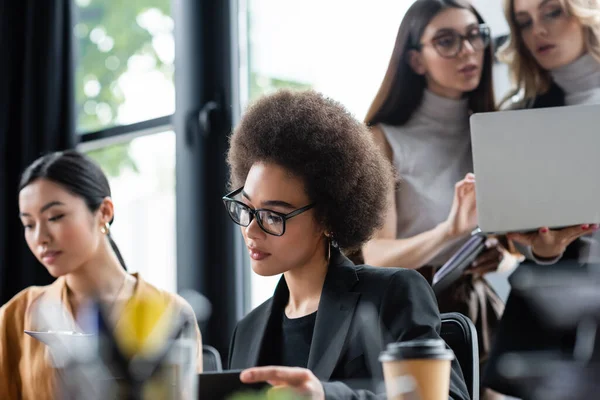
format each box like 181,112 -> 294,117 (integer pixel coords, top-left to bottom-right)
380,90 -> 472,267
551,52 -> 600,105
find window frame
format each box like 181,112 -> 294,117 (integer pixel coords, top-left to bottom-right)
74,0 -> 245,358
78,115 -> 172,150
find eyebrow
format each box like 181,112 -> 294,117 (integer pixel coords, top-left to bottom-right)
515,0 -> 554,15
19,201 -> 65,217
434,23 -> 479,36
241,190 -> 296,209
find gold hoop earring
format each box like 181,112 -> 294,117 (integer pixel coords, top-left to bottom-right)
325,232 -> 335,263
100,222 -> 110,235
324,233 -> 330,263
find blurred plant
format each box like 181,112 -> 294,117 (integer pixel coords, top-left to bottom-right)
75,0 -> 171,176
86,141 -> 138,177
75,0 -> 171,132
76,0 -> 311,177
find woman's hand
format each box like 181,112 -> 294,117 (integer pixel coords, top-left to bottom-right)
508,224 -> 598,260
466,237 -> 525,277
466,238 -> 504,277
441,173 -> 478,239
240,366 -> 325,400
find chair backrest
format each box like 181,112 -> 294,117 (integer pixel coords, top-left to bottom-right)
440,312 -> 479,400
202,345 -> 223,372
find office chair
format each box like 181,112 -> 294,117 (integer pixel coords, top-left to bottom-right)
202,345 -> 223,372
440,312 -> 479,400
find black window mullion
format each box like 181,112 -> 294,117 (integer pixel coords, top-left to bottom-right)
173,0 -> 242,359
79,115 -> 172,144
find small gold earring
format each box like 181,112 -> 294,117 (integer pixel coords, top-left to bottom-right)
327,232 -> 337,248
100,222 -> 110,235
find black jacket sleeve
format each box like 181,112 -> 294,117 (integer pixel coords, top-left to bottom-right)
381,269 -> 469,400
322,269 -> 470,400
227,324 -> 238,370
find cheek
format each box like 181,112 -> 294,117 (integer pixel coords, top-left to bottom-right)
251,225 -> 323,275
521,31 -> 537,53
56,220 -> 98,255
425,55 -> 461,84
562,23 -> 585,51
269,232 -> 318,270
275,222 -> 322,258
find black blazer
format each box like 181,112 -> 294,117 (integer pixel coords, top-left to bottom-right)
229,250 -> 470,400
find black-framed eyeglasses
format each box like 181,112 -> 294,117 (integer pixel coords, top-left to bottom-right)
416,24 -> 490,59
222,187 -> 316,236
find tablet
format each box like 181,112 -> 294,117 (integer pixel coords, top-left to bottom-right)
432,231 -> 487,295
198,370 -> 269,399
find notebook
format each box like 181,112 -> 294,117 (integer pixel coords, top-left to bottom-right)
432,231 -> 487,295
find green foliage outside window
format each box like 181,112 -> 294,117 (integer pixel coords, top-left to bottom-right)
75,0 -> 170,176
76,0 -> 311,177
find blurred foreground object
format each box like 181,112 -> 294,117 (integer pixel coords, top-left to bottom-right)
496,265 -> 600,400
30,289 -> 200,399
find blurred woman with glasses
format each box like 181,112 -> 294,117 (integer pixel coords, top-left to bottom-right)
362,1 -> 508,398
223,89 -> 469,400
483,0 -> 600,397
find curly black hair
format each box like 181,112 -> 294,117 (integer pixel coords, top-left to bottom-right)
227,89 -> 393,252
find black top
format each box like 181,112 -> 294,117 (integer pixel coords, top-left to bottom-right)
280,311 -> 317,368
228,248 -> 470,400
530,81 -> 565,108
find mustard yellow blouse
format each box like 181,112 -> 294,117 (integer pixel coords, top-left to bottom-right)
0,273 -> 203,400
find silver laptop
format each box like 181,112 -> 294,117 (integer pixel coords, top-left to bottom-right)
470,104 -> 600,234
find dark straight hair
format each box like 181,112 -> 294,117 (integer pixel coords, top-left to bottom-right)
19,150 -> 127,270
365,0 -> 496,127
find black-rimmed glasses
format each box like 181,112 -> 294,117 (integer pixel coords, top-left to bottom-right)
416,24 -> 490,59
222,187 -> 316,236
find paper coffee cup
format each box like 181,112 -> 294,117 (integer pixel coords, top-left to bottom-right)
379,339 -> 455,400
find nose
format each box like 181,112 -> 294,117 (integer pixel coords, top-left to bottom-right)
33,222 -> 51,247
245,217 -> 266,240
459,38 -> 476,56
532,20 -> 548,37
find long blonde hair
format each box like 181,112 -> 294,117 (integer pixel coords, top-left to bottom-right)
499,0 -> 600,106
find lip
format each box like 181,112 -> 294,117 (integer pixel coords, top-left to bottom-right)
41,250 -> 62,264
458,64 -> 478,75
536,43 -> 556,55
247,246 -> 271,261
